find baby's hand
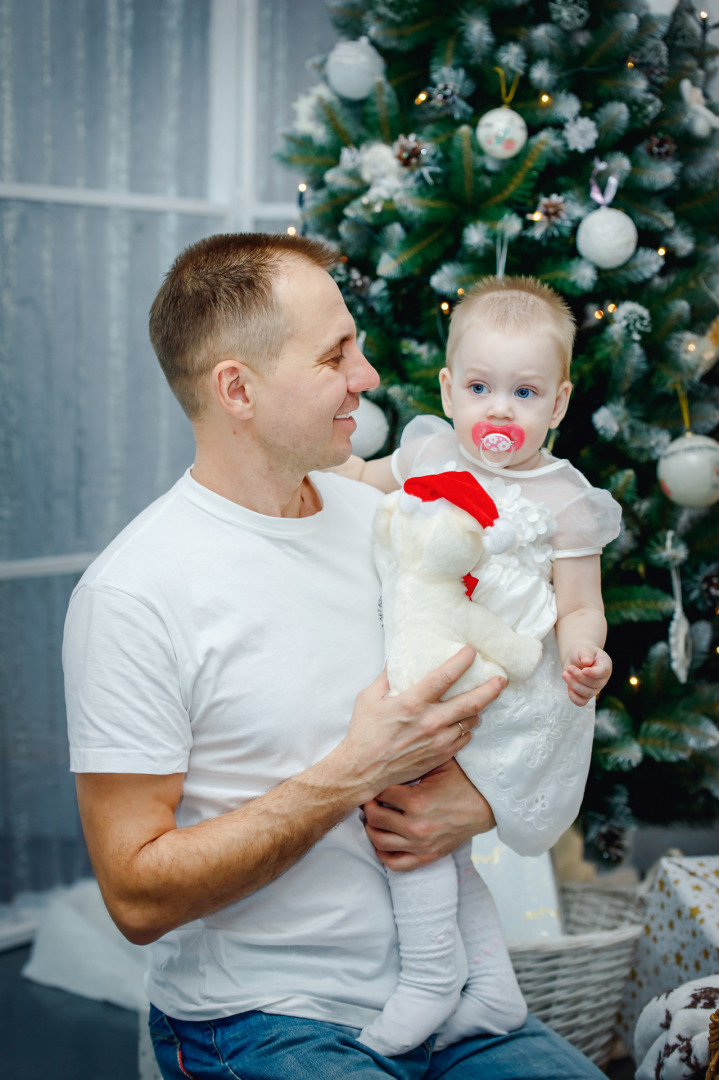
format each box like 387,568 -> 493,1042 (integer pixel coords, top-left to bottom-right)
561,646 -> 612,707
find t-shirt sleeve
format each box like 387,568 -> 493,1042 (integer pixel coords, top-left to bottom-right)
64,582 -> 192,774
552,484 -> 622,558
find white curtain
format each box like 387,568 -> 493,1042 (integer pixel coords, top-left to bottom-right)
0,0 -> 336,903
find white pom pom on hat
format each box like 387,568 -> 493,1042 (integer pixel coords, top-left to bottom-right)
401,471 -> 516,554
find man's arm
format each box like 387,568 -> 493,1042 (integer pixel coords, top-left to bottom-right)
77,649 -> 504,945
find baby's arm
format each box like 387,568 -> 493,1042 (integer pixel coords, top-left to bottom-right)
326,453 -> 399,493
553,554 -> 612,707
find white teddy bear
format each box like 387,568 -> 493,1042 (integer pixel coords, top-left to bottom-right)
373,469 -> 543,696
357,470 -> 542,1058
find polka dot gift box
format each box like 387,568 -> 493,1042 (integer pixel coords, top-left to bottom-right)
619,855 -> 719,1043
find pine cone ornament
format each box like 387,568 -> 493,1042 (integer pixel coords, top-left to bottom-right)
393,133 -> 427,169
647,133 -> 677,157
700,568 -> 719,607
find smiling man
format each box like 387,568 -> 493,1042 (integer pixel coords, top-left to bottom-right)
63,233 -> 604,1080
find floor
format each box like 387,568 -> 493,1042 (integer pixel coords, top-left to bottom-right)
0,943 -> 636,1079
0,944 -> 138,1080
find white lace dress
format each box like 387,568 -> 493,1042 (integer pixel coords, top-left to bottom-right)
390,415 -> 623,853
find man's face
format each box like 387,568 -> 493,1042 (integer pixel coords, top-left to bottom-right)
250,261 -> 379,475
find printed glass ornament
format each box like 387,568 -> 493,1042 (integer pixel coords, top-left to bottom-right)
325,37 -> 385,101
476,106 -> 528,159
477,67 -> 527,161
657,431 -> 719,508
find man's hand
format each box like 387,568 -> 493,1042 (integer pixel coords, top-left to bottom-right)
336,646 -> 505,804
562,644 -> 612,706
363,758 -> 496,871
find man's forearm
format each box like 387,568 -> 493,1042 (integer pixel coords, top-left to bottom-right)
80,757 -> 369,946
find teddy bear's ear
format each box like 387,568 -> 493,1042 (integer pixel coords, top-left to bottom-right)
373,491 -> 399,548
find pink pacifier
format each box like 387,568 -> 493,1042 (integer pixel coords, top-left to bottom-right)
472,422 -> 525,469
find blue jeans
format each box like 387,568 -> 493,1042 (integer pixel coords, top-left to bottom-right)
149,1005 -> 606,1079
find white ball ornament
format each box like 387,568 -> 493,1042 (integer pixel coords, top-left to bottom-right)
325,37 -> 385,101
575,205 -> 638,269
350,395 -> 390,458
657,431 -> 719,508
476,106 -> 527,160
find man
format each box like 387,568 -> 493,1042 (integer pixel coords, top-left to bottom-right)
64,233 -> 603,1079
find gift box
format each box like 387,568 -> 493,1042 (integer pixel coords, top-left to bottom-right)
471,832 -> 562,943
619,854 -> 719,1044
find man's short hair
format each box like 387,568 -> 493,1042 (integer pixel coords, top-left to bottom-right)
149,232 -> 339,419
445,275 -> 576,381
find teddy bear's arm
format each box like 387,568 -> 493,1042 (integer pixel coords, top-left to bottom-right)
463,603 -> 542,682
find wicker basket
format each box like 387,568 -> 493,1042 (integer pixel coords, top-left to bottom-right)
508,883 -> 646,1068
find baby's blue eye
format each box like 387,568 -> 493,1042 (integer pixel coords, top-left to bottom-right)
515,387 -> 535,399
470,383 -> 488,394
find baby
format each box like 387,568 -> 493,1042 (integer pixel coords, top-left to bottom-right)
339,275 -> 622,1055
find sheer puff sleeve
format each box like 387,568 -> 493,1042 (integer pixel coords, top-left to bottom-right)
526,463 -> 622,559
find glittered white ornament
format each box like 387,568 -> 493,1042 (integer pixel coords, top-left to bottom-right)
657,431 -> 719,508
325,37 -> 385,101
350,395 -> 389,458
576,205 -> 638,269
476,106 -> 527,160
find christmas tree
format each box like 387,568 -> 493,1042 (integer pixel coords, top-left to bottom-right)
279,0 -> 719,862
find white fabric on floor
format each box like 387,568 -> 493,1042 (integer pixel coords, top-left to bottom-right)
21,878 -> 149,1011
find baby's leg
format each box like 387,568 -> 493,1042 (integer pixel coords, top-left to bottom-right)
358,856 -> 464,1057
434,841 -> 527,1051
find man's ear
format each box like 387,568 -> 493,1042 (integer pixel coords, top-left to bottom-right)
550,380 -> 572,428
439,367 -> 453,418
212,359 -> 255,418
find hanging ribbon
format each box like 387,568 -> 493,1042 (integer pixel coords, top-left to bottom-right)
494,66 -> 520,106
675,382 -> 692,431
589,158 -> 619,207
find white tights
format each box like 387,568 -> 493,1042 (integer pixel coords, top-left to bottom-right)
357,841 -> 527,1058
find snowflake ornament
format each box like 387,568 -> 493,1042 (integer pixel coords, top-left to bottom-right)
564,115 -> 598,153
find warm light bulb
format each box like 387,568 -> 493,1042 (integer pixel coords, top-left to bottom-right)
629,676 -> 639,686
627,60 -> 634,68
701,10 -> 708,18
607,303 -> 617,313
531,211 -> 543,221
440,301 -> 450,313
298,182 -> 307,193
415,91 -> 428,104
540,93 -> 551,104
457,288 -> 464,295
658,246 -> 666,256
594,309 -> 604,319
287,225 -> 297,236
687,342 -> 697,352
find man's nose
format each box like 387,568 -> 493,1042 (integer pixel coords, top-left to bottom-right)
348,344 -> 380,392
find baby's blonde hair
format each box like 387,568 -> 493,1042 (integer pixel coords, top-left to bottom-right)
446,275 -> 576,381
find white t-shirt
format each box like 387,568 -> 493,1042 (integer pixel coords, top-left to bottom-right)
64,464 -> 589,1024
65,469 -> 398,1025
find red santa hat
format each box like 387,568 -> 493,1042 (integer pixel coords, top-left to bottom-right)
399,471 -> 516,554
